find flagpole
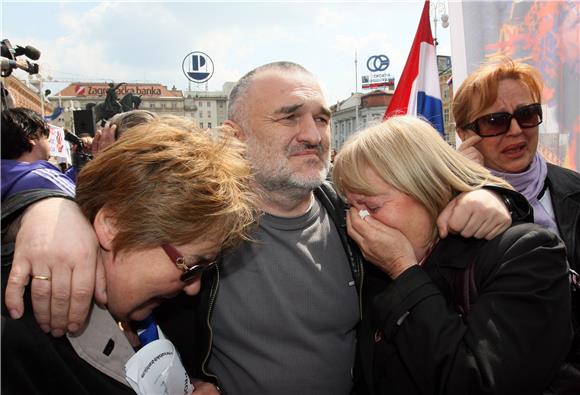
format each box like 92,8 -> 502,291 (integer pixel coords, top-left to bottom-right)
355,49 -> 359,132
354,49 -> 358,93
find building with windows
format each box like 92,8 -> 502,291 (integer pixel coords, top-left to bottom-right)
50,81 -> 240,132
437,55 -> 455,145
52,83 -> 184,114
183,82 -> 234,129
49,83 -> 184,130
56,82 -> 183,111
3,75 -> 53,115
138,84 -> 184,115
330,90 -> 392,151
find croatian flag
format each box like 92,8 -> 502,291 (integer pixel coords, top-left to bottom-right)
383,0 -> 444,135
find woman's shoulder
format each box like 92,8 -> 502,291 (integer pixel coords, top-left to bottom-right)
477,222 -> 567,276
486,222 -> 563,255
498,221 -> 560,242
547,163 -> 580,194
436,224 -> 565,275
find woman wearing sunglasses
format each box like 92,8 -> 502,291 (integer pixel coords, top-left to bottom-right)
2,120 -> 255,394
453,57 -> 580,392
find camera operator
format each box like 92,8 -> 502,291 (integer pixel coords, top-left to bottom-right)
1,108 -> 75,201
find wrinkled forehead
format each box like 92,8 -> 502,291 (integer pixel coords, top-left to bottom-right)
471,78 -> 534,118
335,157 -> 383,198
249,69 -> 327,107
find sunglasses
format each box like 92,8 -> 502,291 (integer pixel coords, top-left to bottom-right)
161,244 -> 219,283
461,103 -> 542,137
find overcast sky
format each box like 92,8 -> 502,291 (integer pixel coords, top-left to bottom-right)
2,0 -> 452,104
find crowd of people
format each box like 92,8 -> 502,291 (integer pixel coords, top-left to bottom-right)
1,57 -> 578,395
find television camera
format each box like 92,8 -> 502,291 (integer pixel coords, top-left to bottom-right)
64,129 -> 93,170
1,38 -> 40,77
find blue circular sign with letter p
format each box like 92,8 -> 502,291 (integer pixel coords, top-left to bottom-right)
182,51 -> 214,83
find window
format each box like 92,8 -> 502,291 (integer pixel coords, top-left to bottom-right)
206,101 -> 211,107
444,108 -> 450,123
149,103 -> 154,108
208,122 -> 212,128
218,102 -> 224,108
207,111 -> 211,118
200,122 -> 204,128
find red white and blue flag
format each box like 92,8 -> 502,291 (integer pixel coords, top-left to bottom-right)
383,0 -> 444,135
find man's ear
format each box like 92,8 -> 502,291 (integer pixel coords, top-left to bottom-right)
94,208 -> 118,251
223,120 -> 247,142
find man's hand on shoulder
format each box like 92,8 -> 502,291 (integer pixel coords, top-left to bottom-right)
437,189 -> 511,240
5,198 -> 101,336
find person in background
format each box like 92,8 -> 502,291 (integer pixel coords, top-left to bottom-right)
63,109 -> 158,182
333,115 -> 572,395
108,109 -> 158,140
1,107 -> 75,201
1,120 -> 256,394
454,57 -> 580,390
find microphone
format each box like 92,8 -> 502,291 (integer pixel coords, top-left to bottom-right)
64,130 -> 83,146
14,45 -> 40,60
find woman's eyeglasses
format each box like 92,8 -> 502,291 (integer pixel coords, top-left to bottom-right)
461,103 -> 542,138
161,244 -> 219,283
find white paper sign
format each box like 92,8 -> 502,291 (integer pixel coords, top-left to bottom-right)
125,339 -> 193,395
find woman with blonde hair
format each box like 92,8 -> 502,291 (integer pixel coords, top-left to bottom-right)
333,115 -> 571,394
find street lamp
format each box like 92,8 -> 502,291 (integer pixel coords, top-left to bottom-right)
431,0 -> 449,47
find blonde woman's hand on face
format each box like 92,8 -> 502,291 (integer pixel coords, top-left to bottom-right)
458,134 -> 484,166
437,189 -> 511,240
346,207 -> 416,279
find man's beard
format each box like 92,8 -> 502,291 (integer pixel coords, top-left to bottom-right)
246,137 -> 330,197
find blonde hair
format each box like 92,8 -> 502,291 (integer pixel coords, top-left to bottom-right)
76,119 -> 256,253
332,116 -> 512,234
453,56 -> 543,128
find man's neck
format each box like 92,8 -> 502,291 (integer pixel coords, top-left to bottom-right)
255,186 -> 315,217
16,152 -> 43,163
